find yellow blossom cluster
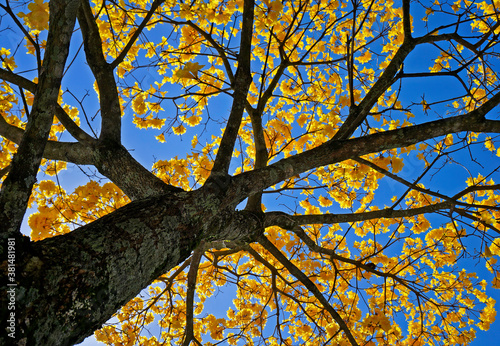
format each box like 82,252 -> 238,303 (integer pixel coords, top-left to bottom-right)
29,180 -> 129,241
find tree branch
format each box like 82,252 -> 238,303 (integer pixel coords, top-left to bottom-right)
0,0 -> 80,240
209,0 -> 254,177
78,0 -> 121,143
0,99 -> 184,200
402,0 -> 412,41
0,67 -> 95,143
230,93 -> 500,200
264,202 -> 455,227
245,108 -> 268,211
91,142 -> 184,200
110,0 -> 165,69
258,234 -> 360,346
182,246 -> 203,346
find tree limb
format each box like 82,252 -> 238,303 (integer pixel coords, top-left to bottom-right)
0,67 -> 95,143
182,245 -> 203,346
264,202 -> 454,227
0,0 -> 80,241
78,0 -> 121,143
258,234 -> 360,346
230,95 -> 500,200
209,0 -> 254,177
110,0 -> 165,69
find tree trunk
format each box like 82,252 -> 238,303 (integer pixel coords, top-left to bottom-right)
2,187 -> 262,345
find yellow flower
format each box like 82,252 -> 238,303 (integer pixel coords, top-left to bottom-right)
172,124 -> 186,135
155,133 -> 166,143
391,157 -> 404,173
18,0 -> 49,31
318,195 -> 333,207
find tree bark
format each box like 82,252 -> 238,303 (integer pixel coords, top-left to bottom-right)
2,188 -> 263,345
0,0 -> 80,241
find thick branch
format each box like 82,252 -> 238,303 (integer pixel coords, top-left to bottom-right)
78,0 -> 121,143
0,113 -> 95,164
402,0 -> 412,40
209,0 -> 254,176
0,109 -> 181,199
0,0 -> 80,240
230,94 -> 500,200
264,202 -> 455,227
92,142 -> 184,200
245,107 -> 268,211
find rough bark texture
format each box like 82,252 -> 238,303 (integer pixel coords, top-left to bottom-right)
0,0 -> 80,241
4,187 -> 264,345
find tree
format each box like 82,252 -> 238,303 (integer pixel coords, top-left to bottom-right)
1,0 -> 500,344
